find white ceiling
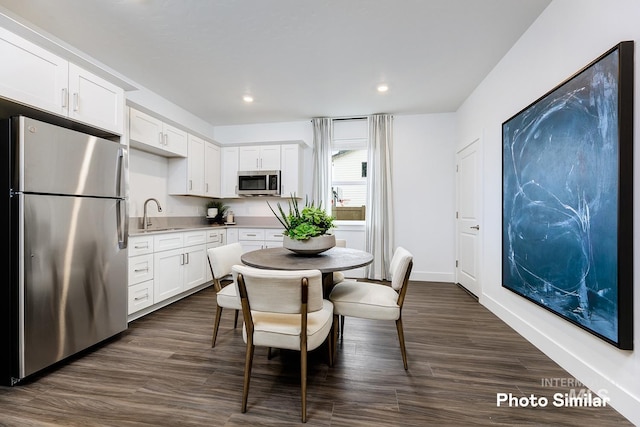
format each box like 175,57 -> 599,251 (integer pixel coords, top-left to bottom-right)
0,0 -> 551,126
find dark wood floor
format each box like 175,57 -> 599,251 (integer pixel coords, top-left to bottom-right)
0,281 -> 632,426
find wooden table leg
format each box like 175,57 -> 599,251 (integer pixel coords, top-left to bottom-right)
322,272 -> 334,299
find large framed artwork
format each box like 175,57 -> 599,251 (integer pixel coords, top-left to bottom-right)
502,41 -> 634,349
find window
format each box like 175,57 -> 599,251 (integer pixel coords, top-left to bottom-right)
331,119 -> 368,221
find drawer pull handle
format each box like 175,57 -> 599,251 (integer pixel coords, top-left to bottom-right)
134,244 -> 149,249
134,294 -> 149,301
134,267 -> 149,273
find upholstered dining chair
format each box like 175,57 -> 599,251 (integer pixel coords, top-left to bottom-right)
329,246 -> 414,370
332,238 -> 347,285
207,242 -> 243,347
232,264 -> 334,423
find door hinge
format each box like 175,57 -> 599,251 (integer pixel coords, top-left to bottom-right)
456,260 -> 459,267
456,211 -> 458,219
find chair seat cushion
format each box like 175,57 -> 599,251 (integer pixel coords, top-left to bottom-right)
216,282 -> 241,310
329,280 -> 400,320
332,271 -> 345,285
244,300 -> 334,351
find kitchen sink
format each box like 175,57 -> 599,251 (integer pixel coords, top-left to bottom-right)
136,227 -> 185,233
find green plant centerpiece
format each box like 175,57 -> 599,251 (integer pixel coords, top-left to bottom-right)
268,195 -> 337,255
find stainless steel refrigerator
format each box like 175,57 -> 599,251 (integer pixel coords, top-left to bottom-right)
1,116 -> 129,385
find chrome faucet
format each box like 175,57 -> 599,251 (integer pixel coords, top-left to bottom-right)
142,198 -> 163,230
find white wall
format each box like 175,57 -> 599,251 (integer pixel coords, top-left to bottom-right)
393,114 -> 457,282
456,0 -> 640,423
214,121 -> 313,147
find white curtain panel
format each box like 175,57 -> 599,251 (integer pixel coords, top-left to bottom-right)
365,114 -> 394,280
311,118 -> 333,211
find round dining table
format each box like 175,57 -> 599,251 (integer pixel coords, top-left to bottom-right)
241,246 -> 373,297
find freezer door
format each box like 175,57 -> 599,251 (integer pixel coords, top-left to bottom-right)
19,193 -> 128,379
15,116 -> 126,198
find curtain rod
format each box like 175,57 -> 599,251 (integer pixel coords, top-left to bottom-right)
309,116 -> 368,122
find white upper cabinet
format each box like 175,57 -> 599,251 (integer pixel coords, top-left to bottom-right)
0,27 -> 68,115
186,133 -> 206,195
221,146 -> 240,198
168,134 -> 221,198
129,107 -> 188,157
280,144 -> 302,198
239,145 -> 281,171
204,141 -> 221,198
67,63 -> 124,134
0,27 -> 124,134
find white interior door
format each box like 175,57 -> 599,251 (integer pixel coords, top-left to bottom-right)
456,138 -> 481,297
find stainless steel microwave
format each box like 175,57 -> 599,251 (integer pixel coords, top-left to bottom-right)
237,170 -> 281,196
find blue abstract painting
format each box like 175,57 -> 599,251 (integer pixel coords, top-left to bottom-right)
502,45 -> 632,347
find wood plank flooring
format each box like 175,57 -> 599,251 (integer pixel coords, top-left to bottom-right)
0,281 -> 632,426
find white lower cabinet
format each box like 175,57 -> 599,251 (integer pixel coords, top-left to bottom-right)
153,230 -> 207,303
128,235 -> 155,315
205,228 -> 226,282
128,229 -> 214,319
238,228 -> 284,253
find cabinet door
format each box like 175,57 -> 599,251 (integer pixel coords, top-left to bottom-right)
259,145 -> 281,170
226,227 -> 239,243
281,144 -> 301,197
184,244 -> 207,291
68,63 -> 124,134
163,123 -> 188,157
129,107 -> 164,149
0,27 -> 68,116
204,142 -> 221,198
154,248 -> 184,302
187,134 -> 205,195
238,146 -> 260,170
221,147 -> 239,198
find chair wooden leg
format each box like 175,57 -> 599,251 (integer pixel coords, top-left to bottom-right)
340,315 -> 345,338
301,347 -> 307,422
396,316 -> 408,370
233,309 -> 239,328
327,327 -> 333,368
242,342 -> 255,413
332,314 -> 339,362
211,305 -> 223,348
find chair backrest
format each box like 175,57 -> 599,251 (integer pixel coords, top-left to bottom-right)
389,246 -> 413,291
232,264 -> 324,314
207,242 -> 243,282
335,239 -> 346,248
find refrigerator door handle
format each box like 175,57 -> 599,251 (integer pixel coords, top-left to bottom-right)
117,199 -> 129,249
117,147 -> 129,249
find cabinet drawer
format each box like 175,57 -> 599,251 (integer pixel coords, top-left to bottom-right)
239,228 -> 265,241
129,235 -> 154,256
206,229 -> 223,244
154,232 -> 184,252
128,280 -> 154,314
265,229 -> 285,241
129,254 -> 154,286
183,230 -> 207,247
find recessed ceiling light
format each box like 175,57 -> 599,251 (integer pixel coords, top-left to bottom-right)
377,84 -> 389,93
243,95 -> 254,103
